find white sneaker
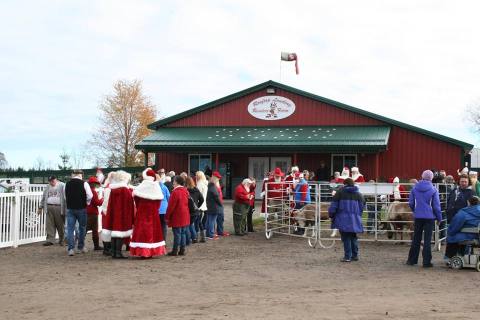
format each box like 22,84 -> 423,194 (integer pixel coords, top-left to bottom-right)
68,249 -> 75,256
80,247 -> 88,253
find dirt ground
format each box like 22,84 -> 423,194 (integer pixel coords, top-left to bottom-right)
1,201 -> 479,320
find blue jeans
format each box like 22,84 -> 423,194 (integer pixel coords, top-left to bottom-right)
172,226 -> 187,249
216,212 -> 224,235
159,214 -> 167,242
340,232 -> 359,260
189,221 -> 197,241
194,213 -> 204,232
67,209 -> 87,251
407,218 -> 434,266
206,213 -> 218,238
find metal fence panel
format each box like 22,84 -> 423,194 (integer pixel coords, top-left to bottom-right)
265,181 -> 451,251
0,191 -> 45,248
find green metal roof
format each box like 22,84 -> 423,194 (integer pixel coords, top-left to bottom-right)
137,126 -> 390,152
147,80 -> 473,151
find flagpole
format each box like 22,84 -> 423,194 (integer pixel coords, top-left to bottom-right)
279,60 -> 282,82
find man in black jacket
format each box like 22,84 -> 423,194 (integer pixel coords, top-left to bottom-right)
65,170 -> 93,256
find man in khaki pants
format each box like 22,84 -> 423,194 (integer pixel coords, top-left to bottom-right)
38,176 -> 66,246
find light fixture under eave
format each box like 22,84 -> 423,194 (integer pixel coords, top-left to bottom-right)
266,87 -> 275,94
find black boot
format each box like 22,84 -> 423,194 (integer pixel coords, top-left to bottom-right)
199,231 -> 206,243
110,238 -> 116,258
179,246 -> 186,256
113,238 -> 127,259
103,241 -> 111,256
167,247 -> 178,256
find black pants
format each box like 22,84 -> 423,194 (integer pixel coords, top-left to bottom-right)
407,218 -> 434,266
246,206 -> 254,232
445,243 -> 466,258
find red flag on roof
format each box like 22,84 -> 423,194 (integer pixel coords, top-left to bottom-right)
281,52 -> 299,75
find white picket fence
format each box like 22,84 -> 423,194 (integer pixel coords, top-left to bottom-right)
0,191 -> 46,248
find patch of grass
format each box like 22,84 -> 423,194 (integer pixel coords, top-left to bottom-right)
253,216 -> 265,227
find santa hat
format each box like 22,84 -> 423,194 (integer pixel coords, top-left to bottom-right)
88,176 -> 100,185
273,167 -> 285,177
393,177 -> 400,183
142,168 -> 156,181
212,171 -> 222,179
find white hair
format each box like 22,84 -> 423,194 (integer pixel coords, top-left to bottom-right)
242,178 -> 253,185
164,176 -> 171,183
116,170 -> 131,184
291,166 -> 299,173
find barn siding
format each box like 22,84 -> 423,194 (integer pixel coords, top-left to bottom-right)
165,88 -> 383,127
380,126 -> 463,180
154,86 -> 466,182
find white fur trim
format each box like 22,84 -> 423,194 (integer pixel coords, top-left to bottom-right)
393,177 -> 400,183
133,180 -> 164,200
142,168 -> 155,181
101,229 -> 111,242
110,229 -> 133,238
109,182 -> 128,189
351,167 -> 359,172
129,241 -> 166,249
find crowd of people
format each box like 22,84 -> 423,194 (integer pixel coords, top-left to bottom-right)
38,167 -> 257,259
37,164 -> 480,267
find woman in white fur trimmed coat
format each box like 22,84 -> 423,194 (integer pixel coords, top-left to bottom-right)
129,168 -> 165,258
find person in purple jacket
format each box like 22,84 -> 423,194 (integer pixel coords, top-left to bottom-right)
406,170 -> 442,268
328,178 -> 365,262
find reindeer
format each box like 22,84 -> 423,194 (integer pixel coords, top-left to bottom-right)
384,201 -> 414,241
291,202 -> 333,237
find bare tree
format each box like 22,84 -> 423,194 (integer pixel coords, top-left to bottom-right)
58,149 -> 71,170
90,79 -> 157,167
466,100 -> 480,133
0,152 -> 7,170
34,156 -> 46,170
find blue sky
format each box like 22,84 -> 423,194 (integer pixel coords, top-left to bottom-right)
1,0 -> 479,169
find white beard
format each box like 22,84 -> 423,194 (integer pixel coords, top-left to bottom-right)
274,177 -> 281,182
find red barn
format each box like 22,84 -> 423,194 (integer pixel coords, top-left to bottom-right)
137,81 -> 472,198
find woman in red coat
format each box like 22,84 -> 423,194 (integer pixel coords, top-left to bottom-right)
165,175 -> 190,256
130,168 -> 166,258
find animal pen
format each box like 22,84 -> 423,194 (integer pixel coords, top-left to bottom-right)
264,182 -> 450,250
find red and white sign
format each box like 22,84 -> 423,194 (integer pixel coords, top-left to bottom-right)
247,96 -> 296,121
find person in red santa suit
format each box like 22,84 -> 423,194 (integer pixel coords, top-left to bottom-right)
129,168 -> 166,258
102,170 -> 135,259
86,176 -> 103,251
264,167 -> 286,220
100,171 -> 116,256
351,167 -> 365,183
337,167 -> 350,183
388,177 -> 407,202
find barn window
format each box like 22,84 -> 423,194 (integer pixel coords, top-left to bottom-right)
331,154 -> 357,175
188,154 -> 212,177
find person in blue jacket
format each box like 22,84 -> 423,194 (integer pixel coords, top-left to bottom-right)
158,177 -> 170,241
328,178 -> 365,262
406,170 -> 442,268
445,196 -> 480,258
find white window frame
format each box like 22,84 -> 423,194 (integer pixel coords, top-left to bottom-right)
331,154 -> 357,176
188,153 -> 212,176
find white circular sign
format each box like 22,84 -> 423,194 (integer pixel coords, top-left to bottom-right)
247,96 -> 296,120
